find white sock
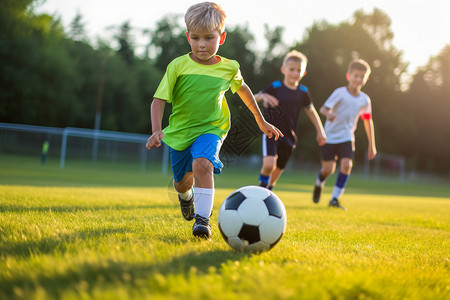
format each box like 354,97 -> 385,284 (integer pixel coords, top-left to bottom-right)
178,189 -> 193,201
315,177 -> 325,187
194,187 -> 214,219
332,186 -> 345,199
173,180 -> 193,201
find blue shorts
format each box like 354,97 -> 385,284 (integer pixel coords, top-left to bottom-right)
170,133 -> 223,182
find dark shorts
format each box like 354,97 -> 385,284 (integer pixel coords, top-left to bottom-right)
320,141 -> 355,161
170,133 -> 223,182
262,134 -> 294,169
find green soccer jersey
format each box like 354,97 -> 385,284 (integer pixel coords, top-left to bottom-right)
154,53 -> 244,151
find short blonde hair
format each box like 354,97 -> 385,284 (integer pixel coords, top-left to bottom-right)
282,50 -> 308,73
348,59 -> 371,76
185,2 -> 226,34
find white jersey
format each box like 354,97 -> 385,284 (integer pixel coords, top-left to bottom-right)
323,87 -> 371,144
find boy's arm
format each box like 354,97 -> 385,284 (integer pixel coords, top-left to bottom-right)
254,92 -> 279,108
146,98 -> 166,150
305,106 -> 327,146
237,83 -> 283,140
320,106 -> 336,121
363,118 -> 377,160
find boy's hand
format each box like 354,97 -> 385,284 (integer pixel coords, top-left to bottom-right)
259,121 -> 283,141
146,131 -> 164,149
261,93 -> 279,108
317,133 -> 327,146
326,112 -> 337,121
368,147 -> 377,160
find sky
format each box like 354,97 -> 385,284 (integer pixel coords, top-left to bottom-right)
36,0 -> 450,74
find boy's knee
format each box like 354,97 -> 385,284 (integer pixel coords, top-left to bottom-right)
262,156 -> 276,173
174,173 -> 193,193
321,161 -> 335,177
193,157 -> 213,175
321,169 -> 332,177
340,159 -> 353,174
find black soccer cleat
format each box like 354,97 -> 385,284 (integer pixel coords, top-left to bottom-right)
328,198 -> 347,211
192,214 -> 211,238
313,184 -> 322,203
178,194 -> 194,221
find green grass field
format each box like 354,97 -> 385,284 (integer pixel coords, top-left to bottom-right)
1,155 -> 449,300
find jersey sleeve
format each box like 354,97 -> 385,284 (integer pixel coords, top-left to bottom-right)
362,96 -> 372,114
228,59 -> 244,93
261,81 -> 279,95
230,68 -> 244,93
323,88 -> 341,109
300,85 -> 313,108
360,95 -> 372,119
154,60 -> 178,103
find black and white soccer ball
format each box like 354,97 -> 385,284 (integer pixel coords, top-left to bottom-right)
218,185 -> 287,252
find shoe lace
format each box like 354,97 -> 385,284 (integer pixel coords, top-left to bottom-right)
330,198 -> 339,205
194,214 -> 209,226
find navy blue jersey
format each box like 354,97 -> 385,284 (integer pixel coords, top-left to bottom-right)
261,81 -> 312,147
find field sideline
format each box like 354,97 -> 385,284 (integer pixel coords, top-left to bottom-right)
1,155 -> 449,300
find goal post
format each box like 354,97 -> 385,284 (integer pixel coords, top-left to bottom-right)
0,123 -> 167,173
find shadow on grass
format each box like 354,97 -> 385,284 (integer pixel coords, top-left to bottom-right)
0,203 -> 173,213
0,246 -> 251,299
0,227 -> 130,258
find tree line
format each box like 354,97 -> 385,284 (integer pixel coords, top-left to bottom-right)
1,0 -> 449,175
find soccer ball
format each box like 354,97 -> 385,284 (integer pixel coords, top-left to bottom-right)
218,185 -> 287,252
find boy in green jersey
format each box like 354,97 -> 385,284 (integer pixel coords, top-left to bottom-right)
146,2 -> 282,238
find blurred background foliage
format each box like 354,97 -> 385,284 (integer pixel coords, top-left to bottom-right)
1,0 -> 449,174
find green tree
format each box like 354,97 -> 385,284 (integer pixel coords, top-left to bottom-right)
407,45 -> 450,173
149,14 -> 190,73
64,39 -> 105,128
220,25 -> 257,87
0,0 -> 78,126
256,25 -> 287,91
115,21 -> 135,66
68,12 -> 88,42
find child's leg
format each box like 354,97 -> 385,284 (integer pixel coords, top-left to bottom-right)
259,135 -> 278,188
316,160 -> 336,185
192,157 -> 214,219
268,143 -> 292,190
190,134 -> 223,238
174,173 -> 195,221
313,160 -> 336,203
190,134 -> 223,219
331,158 -> 352,200
259,156 -> 276,187
169,146 -> 195,221
174,172 -> 194,199
268,167 -> 284,190
314,143 -> 338,203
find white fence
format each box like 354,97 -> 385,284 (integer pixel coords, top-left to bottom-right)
0,122 -> 169,174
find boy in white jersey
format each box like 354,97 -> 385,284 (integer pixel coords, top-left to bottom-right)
313,59 -> 377,210
146,2 -> 282,238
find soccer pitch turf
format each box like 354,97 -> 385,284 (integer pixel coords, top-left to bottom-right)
0,156 -> 449,300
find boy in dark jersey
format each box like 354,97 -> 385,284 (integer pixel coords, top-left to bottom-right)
256,50 -> 326,190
